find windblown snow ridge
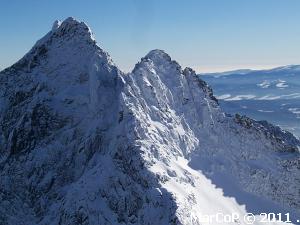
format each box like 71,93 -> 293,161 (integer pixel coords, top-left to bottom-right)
0,18 -> 299,225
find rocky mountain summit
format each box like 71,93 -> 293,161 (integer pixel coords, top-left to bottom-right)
0,18 -> 299,225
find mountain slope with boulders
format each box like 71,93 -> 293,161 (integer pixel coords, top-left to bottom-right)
0,18 -> 299,225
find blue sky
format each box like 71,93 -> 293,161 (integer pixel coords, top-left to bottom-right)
1,0 -> 300,72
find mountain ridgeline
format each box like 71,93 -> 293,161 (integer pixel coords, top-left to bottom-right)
0,18 -> 299,225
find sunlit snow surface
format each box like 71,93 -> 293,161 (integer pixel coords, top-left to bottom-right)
0,18 -> 299,225
201,66 -> 300,138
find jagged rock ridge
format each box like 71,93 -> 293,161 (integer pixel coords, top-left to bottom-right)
0,18 -> 299,225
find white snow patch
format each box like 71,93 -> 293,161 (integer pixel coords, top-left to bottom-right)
51,20 -> 62,31
288,108 -> 300,114
257,80 -> 271,88
216,94 -> 231,100
276,80 -> 288,88
258,110 -> 274,113
225,95 -> 256,101
288,108 -> 300,118
257,95 -> 281,100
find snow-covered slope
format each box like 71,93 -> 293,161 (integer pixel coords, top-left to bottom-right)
0,18 -> 299,225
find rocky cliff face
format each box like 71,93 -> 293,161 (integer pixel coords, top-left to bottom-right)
0,18 -> 299,225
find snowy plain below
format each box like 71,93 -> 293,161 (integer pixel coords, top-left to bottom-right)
201,66 -> 300,138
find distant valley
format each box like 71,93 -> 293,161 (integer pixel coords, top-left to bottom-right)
201,65 -> 300,138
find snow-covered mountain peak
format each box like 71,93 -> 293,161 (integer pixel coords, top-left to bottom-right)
0,18 -> 300,225
133,49 -> 182,80
133,49 -> 182,75
3,17 -> 117,80
55,17 -> 95,40
31,17 -> 96,51
144,49 -> 172,62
